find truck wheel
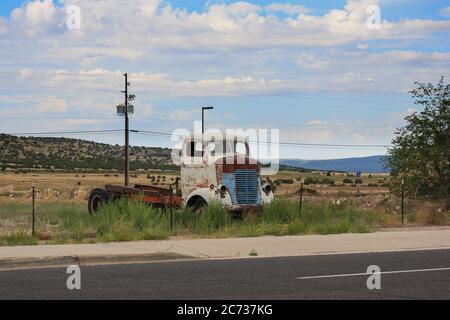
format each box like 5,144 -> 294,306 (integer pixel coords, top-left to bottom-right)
88,188 -> 109,215
187,196 -> 207,214
194,197 -> 208,214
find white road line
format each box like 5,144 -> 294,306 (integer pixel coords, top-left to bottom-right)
296,267 -> 450,280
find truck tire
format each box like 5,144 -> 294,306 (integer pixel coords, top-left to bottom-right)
88,188 -> 109,215
187,196 -> 207,214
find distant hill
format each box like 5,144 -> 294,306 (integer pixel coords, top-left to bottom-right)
0,134 -> 388,173
0,134 -> 176,171
280,156 -> 389,173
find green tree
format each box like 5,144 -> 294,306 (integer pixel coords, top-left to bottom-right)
385,77 -> 449,198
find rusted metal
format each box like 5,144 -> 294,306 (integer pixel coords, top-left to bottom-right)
104,184 -> 183,207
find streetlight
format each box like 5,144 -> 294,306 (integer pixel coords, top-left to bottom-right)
202,106 -> 214,134
201,106 -> 213,157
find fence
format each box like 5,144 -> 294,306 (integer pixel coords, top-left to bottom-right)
0,177 -> 429,246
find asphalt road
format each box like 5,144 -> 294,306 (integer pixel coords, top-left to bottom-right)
0,249 -> 449,300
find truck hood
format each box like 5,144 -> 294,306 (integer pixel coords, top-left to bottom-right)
215,155 -> 259,173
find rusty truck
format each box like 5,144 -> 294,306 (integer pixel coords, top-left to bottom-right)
87,133 -> 274,214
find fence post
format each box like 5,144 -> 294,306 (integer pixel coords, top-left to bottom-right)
299,181 -> 304,217
32,181 -> 35,237
169,184 -> 173,231
401,179 -> 404,225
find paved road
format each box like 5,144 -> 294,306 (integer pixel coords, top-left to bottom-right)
0,249 -> 449,299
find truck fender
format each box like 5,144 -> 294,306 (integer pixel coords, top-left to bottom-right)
261,190 -> 274,204
186,188 -> 233,207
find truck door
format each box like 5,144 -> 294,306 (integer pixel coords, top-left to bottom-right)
181,140 -> 211,199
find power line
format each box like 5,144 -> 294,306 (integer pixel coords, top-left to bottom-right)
3,128 -> 391,149
0,71 -> 122,78
133,129 -> 391,149
5,129 -> 124,135
0,115 -> 400,130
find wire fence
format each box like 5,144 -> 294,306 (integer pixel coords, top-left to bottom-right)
0,179 -> 426,244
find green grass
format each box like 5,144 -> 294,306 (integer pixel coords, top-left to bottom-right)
2,230 -> 38,246
0,198 -> 391,246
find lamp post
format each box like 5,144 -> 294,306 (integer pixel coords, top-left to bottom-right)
202,106 -> 214,134
202,106 -> 213,156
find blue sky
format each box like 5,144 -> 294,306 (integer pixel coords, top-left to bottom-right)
0,0 -> 449,160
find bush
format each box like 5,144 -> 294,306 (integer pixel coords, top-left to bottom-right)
343,178 -> 353,184
321,178 -> 335,186
278,179 -> 294,184
304,177 -> 318,185
417,205 -> 448,225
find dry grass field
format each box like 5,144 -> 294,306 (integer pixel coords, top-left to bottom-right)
0,171 -> 448,245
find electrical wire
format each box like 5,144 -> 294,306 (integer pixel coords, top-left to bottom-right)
3,128 -> 391,149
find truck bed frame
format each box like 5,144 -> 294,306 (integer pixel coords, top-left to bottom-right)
104,184 -> 183,207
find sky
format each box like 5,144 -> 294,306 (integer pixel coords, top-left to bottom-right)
0,0 -> 449,160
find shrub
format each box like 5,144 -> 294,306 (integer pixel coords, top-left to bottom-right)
417,206 -> 448,225
304,177 -> 318,185
278,179 -> 294,184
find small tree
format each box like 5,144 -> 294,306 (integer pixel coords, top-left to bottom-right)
385,77 -> 449,198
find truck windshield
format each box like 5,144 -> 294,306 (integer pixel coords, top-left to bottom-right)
208,140 -> 249,156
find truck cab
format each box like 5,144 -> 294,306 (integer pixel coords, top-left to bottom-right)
180,133 -> 274,211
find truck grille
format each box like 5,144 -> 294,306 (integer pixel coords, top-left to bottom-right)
235,169 -> 259,205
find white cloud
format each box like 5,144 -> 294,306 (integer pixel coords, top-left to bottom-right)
140,105 -> 154,117
306,120 -> 328,126
4,0 -> 449,57
18,68 -> 33,79
439,6 -> 450,17
64,119 -> 99,126
357,43 -> 369,50
169,109 -> 196,121
10,0 -> 59,35
296,53 -> 329,69
0,17 -> 8,33
37,97 -> 68,112
265,3 -> 310,16
1,1 -> 449,127
223,112 -> 235,119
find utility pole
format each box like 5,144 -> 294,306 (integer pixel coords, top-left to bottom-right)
124,73 -> 129,187
117,73 -> 135,187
